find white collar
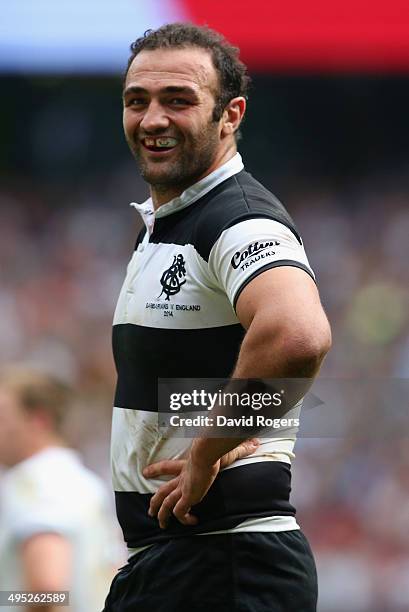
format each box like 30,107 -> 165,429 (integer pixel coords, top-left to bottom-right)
130,152 -> 244,235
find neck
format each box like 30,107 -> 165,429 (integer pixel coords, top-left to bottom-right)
150,144 -> 237,210
15,434 -> 66,466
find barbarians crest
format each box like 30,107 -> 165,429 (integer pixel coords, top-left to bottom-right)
158,254 -> 186,300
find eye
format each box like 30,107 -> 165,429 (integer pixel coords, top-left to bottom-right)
126,98 -> 147,107
169,98 -> 191,106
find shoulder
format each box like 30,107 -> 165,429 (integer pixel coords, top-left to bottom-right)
1,450 -> 110,541
193,170 -> 302,261
3,449 -> 108,512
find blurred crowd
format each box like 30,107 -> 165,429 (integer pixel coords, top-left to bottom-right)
1,162 -> 409,611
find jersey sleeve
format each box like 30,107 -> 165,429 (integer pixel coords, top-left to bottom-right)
2,464 -> 85,542
4,484 -> 75,542
208,218 -> 315,310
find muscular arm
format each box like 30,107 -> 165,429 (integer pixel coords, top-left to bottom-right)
21,533 -> 72,612
191,266 -> 332,466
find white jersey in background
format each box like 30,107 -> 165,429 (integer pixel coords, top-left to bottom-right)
0,447 -> 123,612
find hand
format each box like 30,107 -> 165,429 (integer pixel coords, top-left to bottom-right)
142,438 -> 260,529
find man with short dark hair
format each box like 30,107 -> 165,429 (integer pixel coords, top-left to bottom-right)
106,22 -> 331,612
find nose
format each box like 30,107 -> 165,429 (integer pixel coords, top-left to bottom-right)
140,100 -> 170,134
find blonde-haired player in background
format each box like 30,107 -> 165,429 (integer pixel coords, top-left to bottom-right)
0,367 -> 122,612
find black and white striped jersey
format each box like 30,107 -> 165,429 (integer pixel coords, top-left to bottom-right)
111,153 -> 315,549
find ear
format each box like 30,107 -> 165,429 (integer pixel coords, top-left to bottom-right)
220,97 -> 246,138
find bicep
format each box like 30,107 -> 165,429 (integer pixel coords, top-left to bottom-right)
236,266 -> 330,341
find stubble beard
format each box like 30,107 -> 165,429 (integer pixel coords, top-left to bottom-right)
132,122 -> 220,194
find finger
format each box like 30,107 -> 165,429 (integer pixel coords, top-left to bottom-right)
143,460 -> 186,478
220,438 -> 260,468
173,497 -> 198,526
157,490 -> 181,529
235,438 -> 260,459
148,478 -> 179,517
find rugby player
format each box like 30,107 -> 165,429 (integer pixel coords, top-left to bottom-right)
105,23 -> 331,612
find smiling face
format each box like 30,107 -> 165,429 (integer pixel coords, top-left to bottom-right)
123,46 -> 239,204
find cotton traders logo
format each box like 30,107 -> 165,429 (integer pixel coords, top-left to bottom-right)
158,254 -> 187,300
231,240 -> 280,269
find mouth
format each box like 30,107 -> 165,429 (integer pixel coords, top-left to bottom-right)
141,137 -> 179,154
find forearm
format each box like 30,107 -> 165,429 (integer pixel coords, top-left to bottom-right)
191,316 -> 330,467
22,534 -> 72,612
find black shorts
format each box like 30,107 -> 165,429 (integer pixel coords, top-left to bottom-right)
103,530 -> 317,612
